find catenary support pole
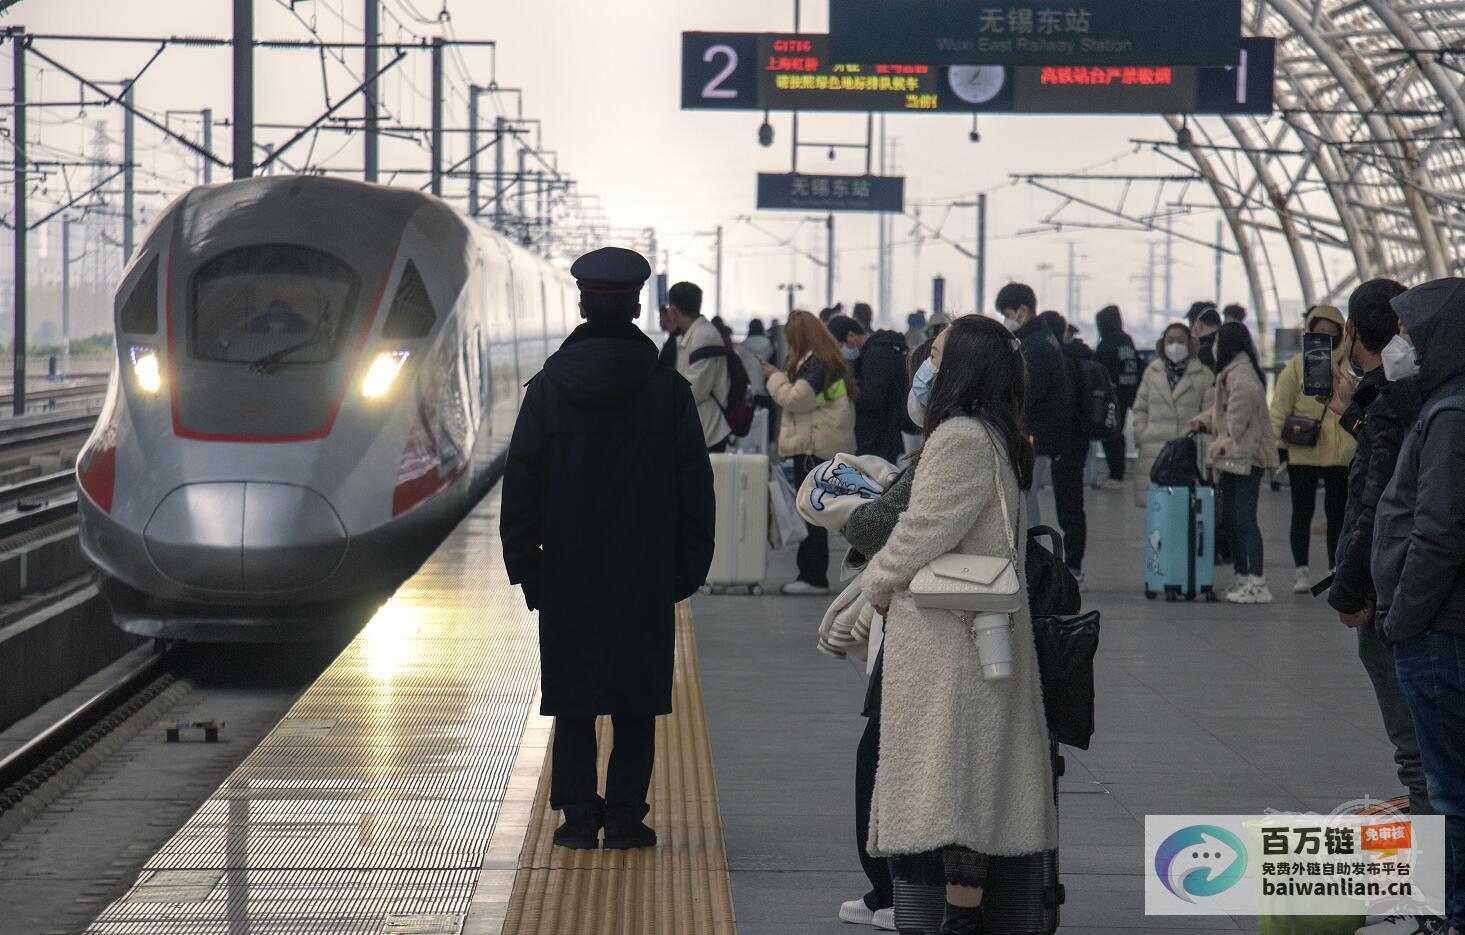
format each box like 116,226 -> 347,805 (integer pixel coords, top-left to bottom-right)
1215,219 -> 1224,307
233,0 -> 253,179
826,214 -> 834,309
715,224 -> 724,318
61,217 -> 70,379
1164,217 -> 1174,318
201,108 -> 213,184
467,88 -> 479,215
12,28 -> 26,415
976,193 -> 987,314
363,0 -> 378,182
122,81 -> 135,264
430,37 -> 443,197
494,116 -> 505,232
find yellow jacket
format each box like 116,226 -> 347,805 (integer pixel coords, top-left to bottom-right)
1268,304 -> 1356,468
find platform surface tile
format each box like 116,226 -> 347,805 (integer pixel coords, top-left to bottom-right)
693,481 -> 1413,935
84,491 -> 542,935
498,602 -> 736,935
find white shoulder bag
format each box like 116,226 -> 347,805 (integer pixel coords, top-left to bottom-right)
907,431 -> 1023,616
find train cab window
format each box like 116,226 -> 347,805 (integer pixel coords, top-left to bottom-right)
118,255 -> 160,335
381,260 -> 436,340
189,245 -> 360,366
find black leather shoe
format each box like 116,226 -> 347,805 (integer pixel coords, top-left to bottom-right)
939,903 -> 983,935
600,814 -> 659,855
552,802 -> 603,850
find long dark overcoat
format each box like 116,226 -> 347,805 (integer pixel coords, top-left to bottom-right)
500,317 -> 715,716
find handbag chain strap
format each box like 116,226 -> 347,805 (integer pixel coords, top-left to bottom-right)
986,426 -> 1020,566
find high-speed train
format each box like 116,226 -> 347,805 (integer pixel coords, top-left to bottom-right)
76,175 -> 577,639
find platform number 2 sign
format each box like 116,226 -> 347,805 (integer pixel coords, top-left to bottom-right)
682,33 -> 759,111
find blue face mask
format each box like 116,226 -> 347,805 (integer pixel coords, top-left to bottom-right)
912,358 -> 938,405
842,345 -> 860,362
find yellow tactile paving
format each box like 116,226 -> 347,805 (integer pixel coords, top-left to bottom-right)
501,602 -> 737,935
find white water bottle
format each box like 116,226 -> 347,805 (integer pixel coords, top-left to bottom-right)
971,613 -> 1014,681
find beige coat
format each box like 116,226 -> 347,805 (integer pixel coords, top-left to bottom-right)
676,316 -> 731,448
767,354 -> 856,459
1197,358 -> 1280,472
1269,305 -> 1355,468
861,416 -> 1058,858
1130,357 -> 1216,506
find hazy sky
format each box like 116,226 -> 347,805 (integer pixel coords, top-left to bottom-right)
6,0 -> 1336,340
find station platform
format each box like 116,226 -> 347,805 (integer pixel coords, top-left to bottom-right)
695,480 -> 1406,935
79,477 -> 1405,935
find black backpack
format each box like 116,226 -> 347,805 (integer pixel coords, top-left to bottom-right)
1149,433 -> 1203,487
689,344 -> 755,438
1075,359 -> 1118,441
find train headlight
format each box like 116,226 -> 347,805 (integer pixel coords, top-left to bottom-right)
362,349 -> 411,398
129,345 -> 162,395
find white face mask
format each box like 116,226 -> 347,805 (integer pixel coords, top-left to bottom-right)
1381,334 -> 1419,382
1164,342 -> 1189,364
1003,315 -> 1023,333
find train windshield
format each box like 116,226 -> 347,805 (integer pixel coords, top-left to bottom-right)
190,245 -> 361,366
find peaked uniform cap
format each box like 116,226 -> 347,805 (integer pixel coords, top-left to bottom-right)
571,247 -> 651,295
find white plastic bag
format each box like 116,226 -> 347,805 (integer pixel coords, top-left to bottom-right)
768,463 -> 808,549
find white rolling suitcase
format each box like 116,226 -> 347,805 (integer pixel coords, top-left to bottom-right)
705,453 -> 769,594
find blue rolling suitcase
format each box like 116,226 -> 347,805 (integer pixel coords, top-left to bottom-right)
1144,484 -> 1217,602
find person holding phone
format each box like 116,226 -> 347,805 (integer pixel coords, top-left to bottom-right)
1269,305 -> 1356,595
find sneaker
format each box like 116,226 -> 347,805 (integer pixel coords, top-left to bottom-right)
1100,477 -> 1125,490
871,907 -> 896,931
1224,578 -> 1250,600
1293,567 -> 1311,594
1251,580 -> 1274,604
838,898 -> 876,925
781,580 -> 830,596
1226,582 -> 1255,604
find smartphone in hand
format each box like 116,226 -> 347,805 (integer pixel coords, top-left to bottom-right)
1303,332 -> 1334,397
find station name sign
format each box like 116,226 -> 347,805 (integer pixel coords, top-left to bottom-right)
683,32 -> 1273,116
757,173 -> 905,213
828,0 -> 1243,67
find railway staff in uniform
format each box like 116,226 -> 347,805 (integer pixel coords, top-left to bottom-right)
500,247 -> 716,850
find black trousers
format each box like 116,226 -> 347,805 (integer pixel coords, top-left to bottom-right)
1102,403 -> 1129,481
793,454 -> 830,587
1286,464 -> 1349,570
1052,443 -> 1088,572
549,714 -> 656,819
857,694 -> 894,908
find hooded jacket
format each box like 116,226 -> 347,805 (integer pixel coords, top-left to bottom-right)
499,317 -> 716,715
1269,304 -> 1355,468
1372,278 -> 1465,642
1328,367 -> 1422,615
1015,317 -> 1072,457
1094,311 -> 1141,409
852,330 -> 910,464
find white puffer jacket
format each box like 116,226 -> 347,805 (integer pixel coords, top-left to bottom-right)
1130,356 -> 1216,506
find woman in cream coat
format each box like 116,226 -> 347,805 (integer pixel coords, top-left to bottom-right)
862,316 -> 1057,935
1130,322 -> 1217,506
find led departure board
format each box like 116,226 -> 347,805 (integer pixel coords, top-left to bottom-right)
682,32 -> 1273,116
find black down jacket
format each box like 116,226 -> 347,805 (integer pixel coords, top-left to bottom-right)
1328,367 -> 1421,616
1015,317 -> 1073,458
1372,279 -> 1465,643
500,317 -> 716,715
853,330 -> 909,464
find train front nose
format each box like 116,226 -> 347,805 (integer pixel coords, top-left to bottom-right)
144,483 -> 348,592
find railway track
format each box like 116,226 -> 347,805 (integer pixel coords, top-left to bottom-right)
0,642 -> 176,816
